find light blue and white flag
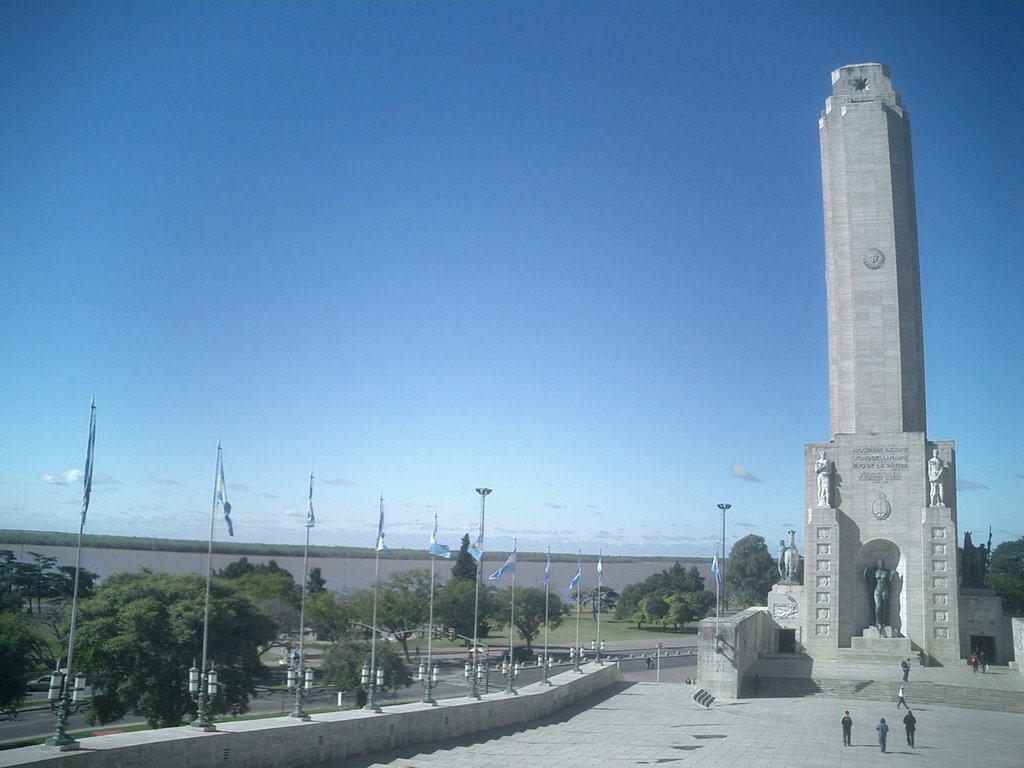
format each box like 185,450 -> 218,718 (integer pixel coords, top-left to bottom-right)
597,552 -> 603,587
488,541 -> 516,581
428,513 -> 451,559
469,527 -> 484,563
305,471 -> 315,528
568,556 -> 582,591
710,554 -> 721,585
81,399 -> 96,526
375,497 -> 387,551
217,451 -> 234,537
543,547 -> 551,588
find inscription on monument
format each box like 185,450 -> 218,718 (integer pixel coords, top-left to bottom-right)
852,446 -> 910,483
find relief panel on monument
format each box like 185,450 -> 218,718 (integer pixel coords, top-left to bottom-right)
816,592 -> 830,604
932,543 -> 946,556
816,543 -> 831,555
816,575 -> 831,587
932,527 -> 947,539
816,625 -> 830,636
817,527 -> 832,540
816,607 -> 830,620
933,594 -> 947,606
817,560 -> 831,572
933,560 -> 947,572
934,577 -> 948,589
934,610 -> 948,623
935,627 -> 949,639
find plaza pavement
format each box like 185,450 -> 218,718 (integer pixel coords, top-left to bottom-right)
322,660 -> 1024,768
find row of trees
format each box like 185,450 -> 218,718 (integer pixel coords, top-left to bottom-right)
0,535 -> 567,726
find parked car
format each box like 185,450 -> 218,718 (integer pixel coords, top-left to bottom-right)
26,675 -> 53,691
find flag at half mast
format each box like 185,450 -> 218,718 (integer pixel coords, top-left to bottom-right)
428,513 -> 451,559
488,541 -> 516,581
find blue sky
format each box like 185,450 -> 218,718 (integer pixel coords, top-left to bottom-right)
1,1 -> 1021,559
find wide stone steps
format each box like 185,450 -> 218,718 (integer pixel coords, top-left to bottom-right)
747,676 -> 1024,714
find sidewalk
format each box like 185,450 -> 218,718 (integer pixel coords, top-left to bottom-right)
323,667 -> 1024,768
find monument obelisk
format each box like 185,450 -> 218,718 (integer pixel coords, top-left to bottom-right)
802,64 -> 961,665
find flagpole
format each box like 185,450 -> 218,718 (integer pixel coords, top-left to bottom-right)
45,400 -> 95,750
188,442 -> 221,730
471,488 -> 490,700
573,550 -> 582,673
595,549 -> 603,665
420,511 -> 443,705
366,495 -> 383,712
541,546 -> 551,685
289,471 -> 314,720
503,538 -> 518,694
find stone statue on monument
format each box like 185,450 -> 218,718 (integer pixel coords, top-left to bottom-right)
777,531 -> 800,584
928,448 -> 945,506
864,560 -> 892,628
815,450 -> 833,506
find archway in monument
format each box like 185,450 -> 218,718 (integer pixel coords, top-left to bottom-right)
855,539 -> 903,635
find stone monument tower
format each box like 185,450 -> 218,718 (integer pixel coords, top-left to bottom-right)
799,63 -> 961,665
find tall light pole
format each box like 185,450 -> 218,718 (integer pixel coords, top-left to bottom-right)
717,503 -> 731,615
471,488 -> 491,700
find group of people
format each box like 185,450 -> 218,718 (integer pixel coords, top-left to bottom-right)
842,708 -> 917,752
841,658 -> 919,752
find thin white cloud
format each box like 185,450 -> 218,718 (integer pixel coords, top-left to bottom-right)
42,469 -> 83,485
729,464 -> 762,483
957,477 -> 989,491
544,502 -> 565,509
142,475 -> 181,486
323,477 -> 357,486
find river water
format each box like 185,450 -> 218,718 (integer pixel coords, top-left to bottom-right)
2,543 -> 712,597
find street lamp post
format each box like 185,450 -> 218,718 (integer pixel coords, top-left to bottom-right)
470,487 -> 491,700
287,650 -> 313,720
717,503 -> 731,613
361,662 -> 383,712
417,661 -> 439,705
44,670 -> 87,749
501,658 -> 520,695
188,663 -> 218,730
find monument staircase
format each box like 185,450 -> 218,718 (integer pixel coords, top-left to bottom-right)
744,657 -> 1024,714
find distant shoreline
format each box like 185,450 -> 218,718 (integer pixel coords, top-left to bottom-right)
0,530 -> 704,564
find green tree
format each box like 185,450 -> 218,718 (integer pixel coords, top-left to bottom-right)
666,590 -> 715,627
434,579 -> 495,642
987,537 -> 1024,615
321,638 -> 411,703
576,586 -> 620,620
450,534 -> 478,582
500,587 -> 565,649
727,534 -> 779,607
74,569 -> 276,728
377,570 -> 432,660
0,612 -> 35,712
307,567 -> 326,594
306,591 -> 358,643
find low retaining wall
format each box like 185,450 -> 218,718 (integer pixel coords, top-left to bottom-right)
0,663 -> 621,768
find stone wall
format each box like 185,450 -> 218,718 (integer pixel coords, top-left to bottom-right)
1,664 -> 620,768
697,608 -> 772,699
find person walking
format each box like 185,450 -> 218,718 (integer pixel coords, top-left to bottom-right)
897,685 -> 908,709
841,710 -> 853,746
901,658 -> 910,681
876,717 -> 889,752
903,710 -> 917,747
971,651 -> 979,672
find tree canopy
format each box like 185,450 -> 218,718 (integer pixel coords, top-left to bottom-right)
987,536 -> 1024,615
614,561 -> 711,629
727,534 -> 779,606
74,569 -> 276,728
